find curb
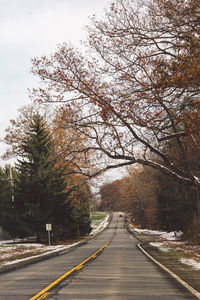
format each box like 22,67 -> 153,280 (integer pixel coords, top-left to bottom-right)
125,218 -> 200,299
0,213 -> 112,275
138,242 -> 200,299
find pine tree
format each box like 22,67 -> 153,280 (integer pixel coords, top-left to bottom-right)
0,166 -> 13,236
0,165 -> 25,238
15,114 -> 68,241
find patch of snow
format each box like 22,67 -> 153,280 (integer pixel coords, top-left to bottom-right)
132,225 -> 200,271
1,241 -> 81,267
0,215 -> 110,268
180,258 -> 200,270
161,231 -> 182,241
149,242 -> 172,252
133,227 -> 166,235
0,239 -> 24,246
90,215 -> 109,235
0,237 -> 36,246
131,227 -> 182,241
0,214 -> 110,268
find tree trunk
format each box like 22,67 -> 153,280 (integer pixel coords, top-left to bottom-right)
196,188 -> 200,220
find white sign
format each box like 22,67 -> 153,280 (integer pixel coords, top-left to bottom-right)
46,224 -> 52,231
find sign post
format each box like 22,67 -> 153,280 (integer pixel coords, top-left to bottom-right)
46,224 -> 52,246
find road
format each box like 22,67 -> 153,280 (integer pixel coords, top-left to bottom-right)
0,213 -> 196,299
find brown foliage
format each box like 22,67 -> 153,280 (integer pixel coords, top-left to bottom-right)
30,0 -> 200,189
100,166 -> 158,228
3,104 -> 92,212
99,179 -> 125,212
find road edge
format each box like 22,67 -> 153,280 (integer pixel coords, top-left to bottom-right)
138,242 -> 200,299
0,213 -> 113,275
124,216 -> 200,299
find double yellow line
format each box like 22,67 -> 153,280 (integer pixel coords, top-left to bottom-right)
29,240 -> 111,300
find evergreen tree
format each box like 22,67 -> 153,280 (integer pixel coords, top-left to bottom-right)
14,114 -> 68,241
0,165 -> 25,238
2,113 -> 92,241
0,166 -> 13,236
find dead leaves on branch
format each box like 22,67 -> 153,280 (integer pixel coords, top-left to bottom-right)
30,0 -> 200,188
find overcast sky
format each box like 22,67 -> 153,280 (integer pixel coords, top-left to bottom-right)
0,0 -> 112,166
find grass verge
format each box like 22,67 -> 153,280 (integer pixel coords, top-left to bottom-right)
90,212 -> 107,227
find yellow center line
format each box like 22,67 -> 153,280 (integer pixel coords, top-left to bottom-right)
37,293 -> 50,300
29,240 -> 111,300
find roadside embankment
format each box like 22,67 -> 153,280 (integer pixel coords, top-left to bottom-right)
0,212 -> 112,274
125,217 -> 200,294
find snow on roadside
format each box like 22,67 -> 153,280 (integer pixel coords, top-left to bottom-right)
161,231 -> 183,240
90,214 -> 109,235
130,225 -> 200,270
131,226 -> 182,241
180,258 -> 200,270
0,239 -> 28,246
134,229 -> 200,270
150,241 -> 200,270
149,242 -> 172,252
0,214 -> 110,268
0,242 -> 81,268
132,227 -> 167,236
3,242 -> 81,266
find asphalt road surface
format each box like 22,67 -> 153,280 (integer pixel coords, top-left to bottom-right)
0,213 -> 196,299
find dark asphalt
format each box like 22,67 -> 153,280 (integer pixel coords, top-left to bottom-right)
0,213 -> 196,299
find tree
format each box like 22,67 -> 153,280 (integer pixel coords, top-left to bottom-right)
123,166 -> 158,228
52,108 -> 92,236
99,179 -> 124,212
99,166 -> 158,228
52,107 -> 93,188
0,165 -> 15,237
69,180 -> 92,236
156,172 -> 196,233
156,141 -> 200,237
3,106 -> 92,239
30,0 -> 200,193
2,103 -> 53,160
14,114 -> 69,241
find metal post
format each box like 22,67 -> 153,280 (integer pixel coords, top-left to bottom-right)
10,165 -> 14,204
48,230 -> 51,246
46,224 -> 52,246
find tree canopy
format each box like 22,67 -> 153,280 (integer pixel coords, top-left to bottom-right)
31,0 -> 200,190
0,166 -> 15,237
2,113 -> 91,241
14,114 -> 68,240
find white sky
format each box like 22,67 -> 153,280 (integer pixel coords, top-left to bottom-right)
0,0 -> 124,180
0,0 -> 111,165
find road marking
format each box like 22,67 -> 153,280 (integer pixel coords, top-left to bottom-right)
138,243 -> 200,300
37,293 -> 50,300
29,240 -> 111,300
